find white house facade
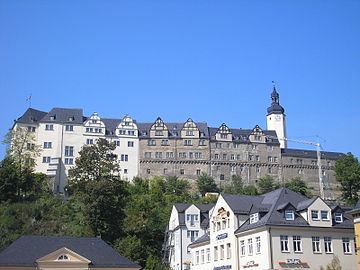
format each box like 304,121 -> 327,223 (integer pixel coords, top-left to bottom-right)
164,203 -> 214,270
13,108 -> 139,192
189,188 -> 356,270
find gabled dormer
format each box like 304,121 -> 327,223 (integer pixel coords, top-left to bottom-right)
249,125 -> 266,143
185,204 -> 201,228
331,205 -> 345,224
181,118 -> 200,138
83,112 -> 106,135
297,197 -> 332,227
116,115 -> 138,137
150,117 -> 168,137
36,247 -> 91,269
215,123 -> 232,141
277,202 -> 297,221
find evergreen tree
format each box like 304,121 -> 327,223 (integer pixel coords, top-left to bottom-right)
284,177 -> 312,198
196,173 -> 219,196
256,176 -> 278,194
222,175 -> 243,195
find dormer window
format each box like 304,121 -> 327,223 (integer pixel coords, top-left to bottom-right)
68,117 -> 74,121
285,210 -> 295,220
250,213 -> 259,224
311,210 -> 319,220
255,135 -> 261,140
334,213 -> 343,223
186,130 -> 194,136
57,254 -> 69,260
321,211 -> 329,220
155,130 -> 163,136
124,121 -> 130,126
92,120 -> 97,124
187,214 -> 198,226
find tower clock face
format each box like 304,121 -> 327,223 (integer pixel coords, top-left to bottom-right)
275,115 -> 281,121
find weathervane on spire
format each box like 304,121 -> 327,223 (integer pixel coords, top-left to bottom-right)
26,94 -> 32,108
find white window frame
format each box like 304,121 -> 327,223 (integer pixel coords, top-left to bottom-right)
334,213 -> 343,223
280,235 -> 289,252
311,210 -> 319,220
342,238 -> 351,254
321,211 -> 329,220
227,243 -> 231,259
256,236 -> 261,254
285,210 -> 295,220
240,240 -> 245,256
250,213 -> 259,224
248,239 -> 253,256
312,236 -> 321,253
293,235 -> 302,253
324,237 -> 333,253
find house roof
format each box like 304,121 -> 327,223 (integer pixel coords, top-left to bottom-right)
137,122 -> 209,138
0,235 -> 140,268
15,108 -> 47,124
173,203 -> 214,228
41,108 -> 84,124
231,188 -> 354,234
188,232 -> 210,247
208,128 -> 279,144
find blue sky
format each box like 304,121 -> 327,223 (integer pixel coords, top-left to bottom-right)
1,0 -> 359,158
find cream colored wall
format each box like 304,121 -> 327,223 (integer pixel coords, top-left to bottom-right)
270,226 -> 356,270
307,198 -> 332,227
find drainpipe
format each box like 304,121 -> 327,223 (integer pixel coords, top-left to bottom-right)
180,228 -> 183,270
268,227 -> 274,269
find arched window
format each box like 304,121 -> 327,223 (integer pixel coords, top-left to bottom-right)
57,254 -> 69,260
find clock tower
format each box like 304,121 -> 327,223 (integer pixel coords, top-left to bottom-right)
266,83 -> 287,148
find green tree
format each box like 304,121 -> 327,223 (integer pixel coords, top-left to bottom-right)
334,153 -> 360,205
196,173 -> 219,196
164,176 -> 190,196
3,127 -> 41,172
284,177 -> 312,198
256,176 -> 279,194
115,235 -> 149,266
242,185 -> 258,195
67,138 -> 128,243
222,175 -> 243,195
68,138 -> 121,192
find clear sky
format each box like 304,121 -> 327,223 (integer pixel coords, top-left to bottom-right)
1,0 -> 359,158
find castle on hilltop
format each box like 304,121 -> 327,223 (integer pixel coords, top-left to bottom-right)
12,86 -> 343,196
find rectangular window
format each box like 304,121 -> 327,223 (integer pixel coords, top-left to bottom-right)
43,142 -> 52,149
65,125 -> 73,131
180,169 -> 185,175
155,130 -> 163,136
256,237 -> 261,254
155,152 -> 162,159
113,140 -> 120,147
214,246 -> 218,261
148,139 -> 156,146
161,140 -> 169,146
184,139 -> 192,146
45,124 -> 53,130
121,154 -> 128,161
220,245 -> 224,260
206,248 -> 210,262
128,141 -> 134,147
311,210 -> 319,220
280,235 -> 289,252
42,156 -> 51,163
123,169 -> 128,174
256,155 -> 260,161
321,211 -> 329,220
312,236 -> 321,253
189,152 -> 193,159
27,126 -> 36,132
64,146 -> 74,156
166,152 -> 174,158
248,239 -> 253,256
196,251 -> 199,265
27,143 -> 35,150
334,213 -> 343,223
343,238 -> 351,254
201,249 -> 205,264
293,236 -> 302,252
64,158 -> 73,165
285,210 -> 295,220
240,240 -> 245,256
215,143 -> 222,149
179,152 -> 186,158
145,152 -> 152,158
199,139 -> 206,146
86,139 -> 93,145
214,154 -> 219,159
324,237 -> 333,253
237,154 -> 241,160
250,213 -> 259,224
196,169 -> 201,175
163,168 -> 168,175
220,174 -> 225,181
146,168 -> 151,174
227,243 -> 231,259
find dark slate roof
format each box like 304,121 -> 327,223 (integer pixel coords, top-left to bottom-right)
0,235 -> 140,268
267,103 -> 285,115
137,122 -> 209,138
221,193 -> 263,214
102,118 -> 122,135
16,108 -> 47,124
174,203 -> 214,228
233,188 -> 354,234
188,232 -> 210,247
208,127 -> 279,144
281,148 -> 344,160
41,108 -> 84,124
